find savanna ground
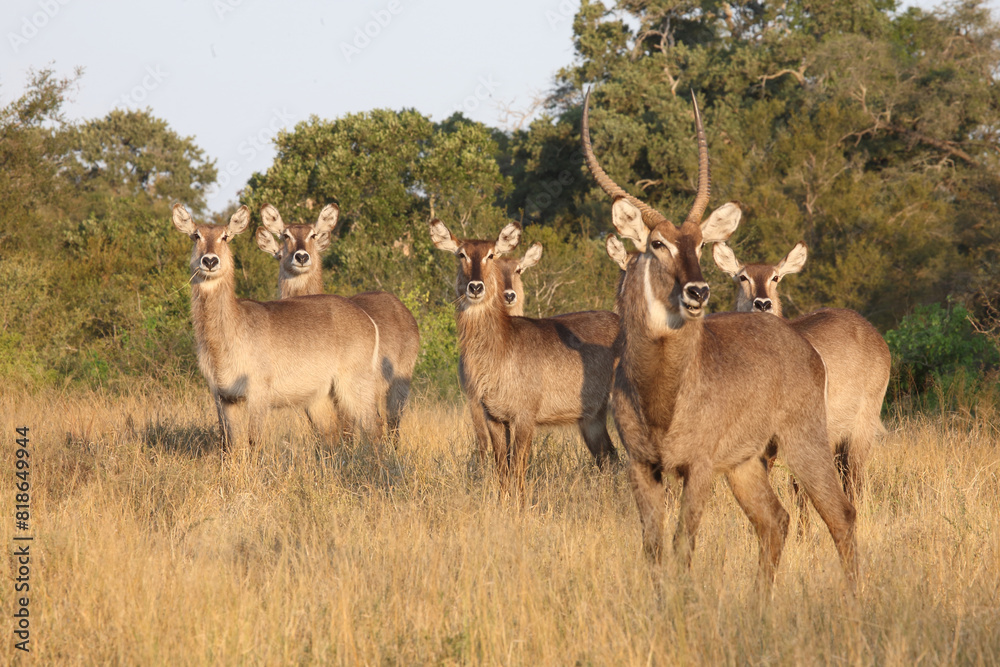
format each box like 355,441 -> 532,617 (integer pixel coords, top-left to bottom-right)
1,386 -> 998,665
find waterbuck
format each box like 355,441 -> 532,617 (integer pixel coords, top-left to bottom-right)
255,203 -> 420,437
430,220 -> 619,494
582,91 -> 857,587
457,243 -> 544,462
172,204 -> 381,449
713,241 -> 891,501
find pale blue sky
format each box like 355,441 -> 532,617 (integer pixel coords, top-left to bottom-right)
0,0 -> 979,212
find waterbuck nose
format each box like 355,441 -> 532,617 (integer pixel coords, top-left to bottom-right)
504,290 -> 517,305
754,298 -> 772,312
467,281 -> 485,298
685,283 -> 710,305
294,251 -> 310,265
201,255 -> 219,270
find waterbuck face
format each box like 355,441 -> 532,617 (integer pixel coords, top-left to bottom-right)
173,204 -> 250,283
497,242 -> 542,314
257,203 -> 338,275
429,219 -> 521,308
614,200 -> 741,328
713,241 -> 807,318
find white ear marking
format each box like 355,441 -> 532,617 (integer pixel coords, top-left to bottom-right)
776,241 -> 808,278
700,201 -> 742,243
172,204 -> 197,235
315,203 -> 340,235
495,223 -> 521,255
429,219 -> 460,253
611,199 -> 649,251
517,243 -> 543,272
260,204 -> 285,235
228,206 -> 251,236
605,235 -> 629,271
712,243 -> 743,277
255,227 -> 281,257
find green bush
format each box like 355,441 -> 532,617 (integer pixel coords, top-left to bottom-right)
885,301 -> 999,404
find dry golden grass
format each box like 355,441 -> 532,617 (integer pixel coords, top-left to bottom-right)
1,387 -> 998,665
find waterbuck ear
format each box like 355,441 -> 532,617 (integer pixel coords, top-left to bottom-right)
315,203 -> 340,235
700,201 -> 742,243
429,219 -> 460,253
606,234 -> 630,271
611,199 -> 649,251
517,243 -> 543,273
260,204 -> 285,235
495,222 -> 521,255
228,206 -> 251,236
776,241 -> 808,279
255,227 -> 281,258
712,243 -> 743,277
315,232 -> 331,252
172,203 -> 197,235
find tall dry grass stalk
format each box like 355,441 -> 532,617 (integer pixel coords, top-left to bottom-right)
1,386 -> 997,665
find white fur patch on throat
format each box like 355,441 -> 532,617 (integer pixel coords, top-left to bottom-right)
643,259 -> 684,333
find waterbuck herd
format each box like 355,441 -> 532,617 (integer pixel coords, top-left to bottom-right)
171,91 -> 890,590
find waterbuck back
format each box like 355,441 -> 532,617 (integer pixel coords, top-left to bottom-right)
582,90 -> 857,588
430,219 -> 619,495
173,204 -> 382,450
256,203 -> 420,437
714,242 -> 891,499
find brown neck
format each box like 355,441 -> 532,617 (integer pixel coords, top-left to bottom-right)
279,264 -> 324,298
616,257 -> 703,415
456,278 -> 513,395
190,273 -> 243,380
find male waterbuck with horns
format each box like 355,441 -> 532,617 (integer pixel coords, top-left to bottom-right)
255,203 -> 420,437
456,243 -> 545,462
582,91 -> 857,587
172,204 -> 382,450
713,241 -> 891,502
430,220 -> 619,494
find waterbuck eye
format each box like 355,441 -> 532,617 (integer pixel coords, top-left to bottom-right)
739,275 -> 748,283
487,252 -> 494,260
458,251 -> 468,261
771,276 -> 779,283
650,240 -> 665,250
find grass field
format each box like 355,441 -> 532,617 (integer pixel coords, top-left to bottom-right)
1,387 -> 998,665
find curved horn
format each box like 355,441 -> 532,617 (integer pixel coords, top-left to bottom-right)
582,89 -> 667,229
685,91 -> 711,224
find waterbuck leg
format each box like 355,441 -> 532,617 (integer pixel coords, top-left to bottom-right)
215,394 -> 247,453
486,416 -> 511,494
578,409 -> 619,470
386,376 -> 411,443
510,420 -> 536,500
672,461 -> 713,569
783,434 -> 859,589
305,397 -> 341,451
726,456 -> 790,588
628,459 -> 667,563
468,397 -> 492,463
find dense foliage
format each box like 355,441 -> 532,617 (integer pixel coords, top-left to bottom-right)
3,0 -> 1000,403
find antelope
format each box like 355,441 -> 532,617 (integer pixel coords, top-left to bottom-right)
582,91 -> 857,587
171,204 -> 382,450
255,203 -> 420,437
429,220 -> 620,494
458,243 -> 544,462
713,241 -> 891,502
